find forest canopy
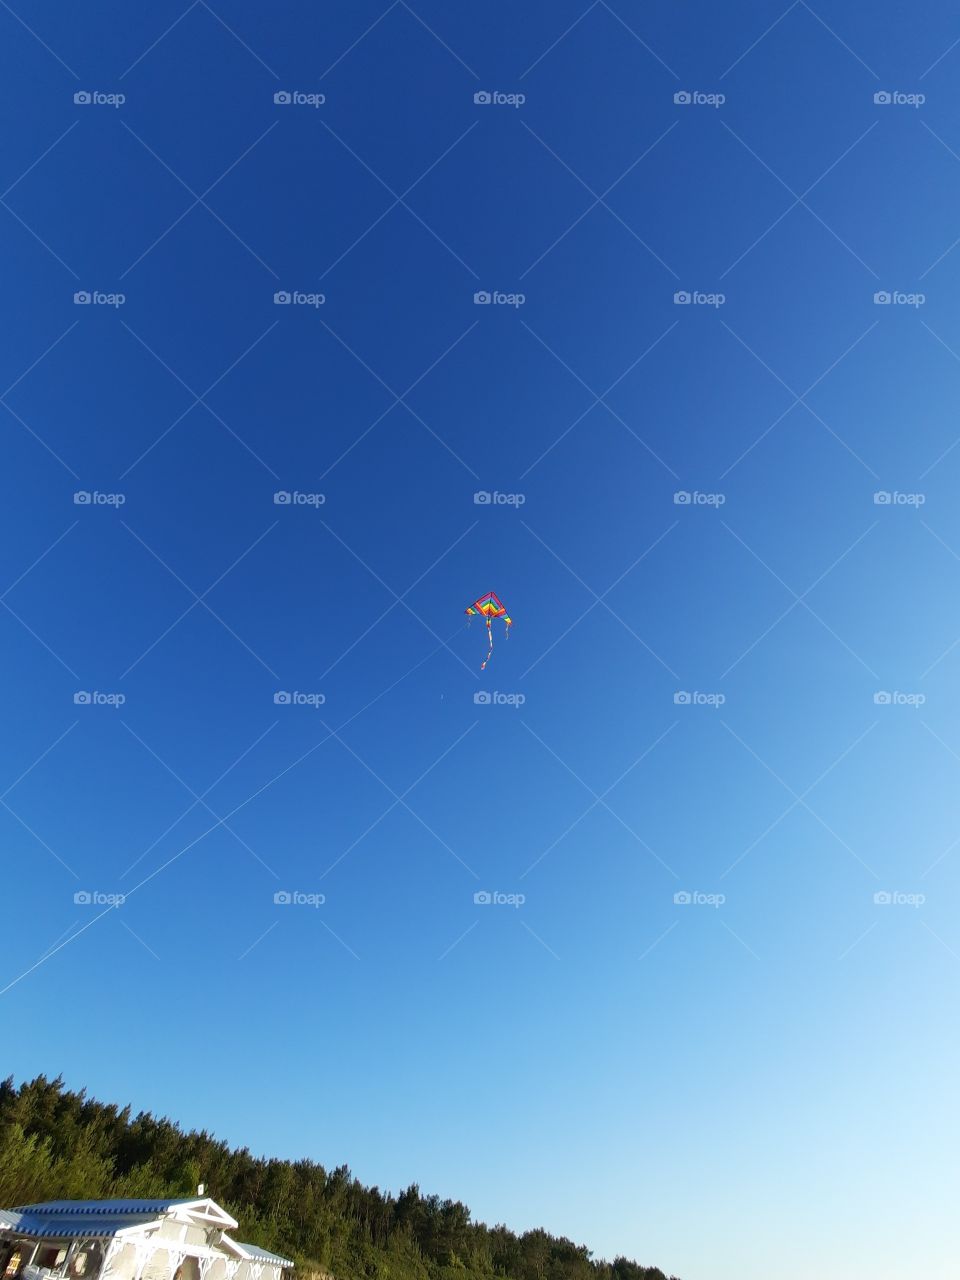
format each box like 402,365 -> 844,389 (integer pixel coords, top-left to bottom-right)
0,1077 -> 677,1280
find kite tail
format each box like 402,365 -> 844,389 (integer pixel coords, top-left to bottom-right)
480,618 -> 493,670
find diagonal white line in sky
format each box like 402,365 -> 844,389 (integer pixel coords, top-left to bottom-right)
918,918 -> 960,963
719,720 -> 880,878
319,721 -> 480,880
120,0 -> 200,78
317,318 -> 479,479
718,120 -> 879,279
438,919 -> 480,961
0,198 -> 80,278
0,901 -> 120,996
318,917 -> 361,960
120,119 -> 279,277
520,522 -> 678,678
121,721 -> 280,878
322,720 -> 480,876
321,519 -> 479,679
319,119 -> 480,278
917,522 -> 960,676
0,0 -> 79,76
718,320 -> 880,479
520,720 -> 680,879
2,323 -> 79,400
398,1 -> 479,77
597,0 -> 679,77
319,121 -> 479,280
798,1 -> 879,78
0,322 -> 82,482
118,918 -> 162,961
0,722 -> 78,801
2,524 -> 78,602
120,521 -> 279,679
916,324 -> 960,477
319,521 -> 477,680
0,399 -> 81,478
519,919 -> 561,960
920,830 -> 960,881
1,123 -> 79,200
921,34 -> 960,80
237,920 -> 279,960
719,520 -> 880,679
198,0 -> 279,77
519,319 -> 680,476
838,919 -> 879,960
36,918 -> 88,965
1,798 -> 80,879
520,2 -> 599,79
119,123 -> 280,279
1,626 -> 468,995
718,920 -> 761,960
721,1 -> 799,78
321,1 -> 399,79
519,120 -> 680,279
0,600 -> 80,678
118,320 -> 280,478
521,520 -> 681,678
120,721 -> 278,880
637,918 -> 680,962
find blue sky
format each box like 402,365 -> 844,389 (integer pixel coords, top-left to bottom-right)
3,2 -> 960,1277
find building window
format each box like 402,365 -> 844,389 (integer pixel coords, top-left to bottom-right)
35,1249 -> 66,1270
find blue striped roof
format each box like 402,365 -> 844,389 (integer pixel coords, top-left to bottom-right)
0,1209 -> 158,1239
14,1201 -> 203,1216
234,1244 -> 294,1268
0,1201 -> 218,1241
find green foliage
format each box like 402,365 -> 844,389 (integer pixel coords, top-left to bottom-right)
0,1078 -> 678,1280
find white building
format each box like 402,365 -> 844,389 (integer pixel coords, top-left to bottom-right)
0,1199 -> 293,1280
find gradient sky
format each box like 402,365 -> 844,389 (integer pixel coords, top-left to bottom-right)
3,3 -> 960,1278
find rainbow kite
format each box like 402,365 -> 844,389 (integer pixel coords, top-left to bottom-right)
465,592 -> 512,670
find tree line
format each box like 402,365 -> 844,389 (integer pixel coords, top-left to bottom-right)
0,1077 -> 677,1280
